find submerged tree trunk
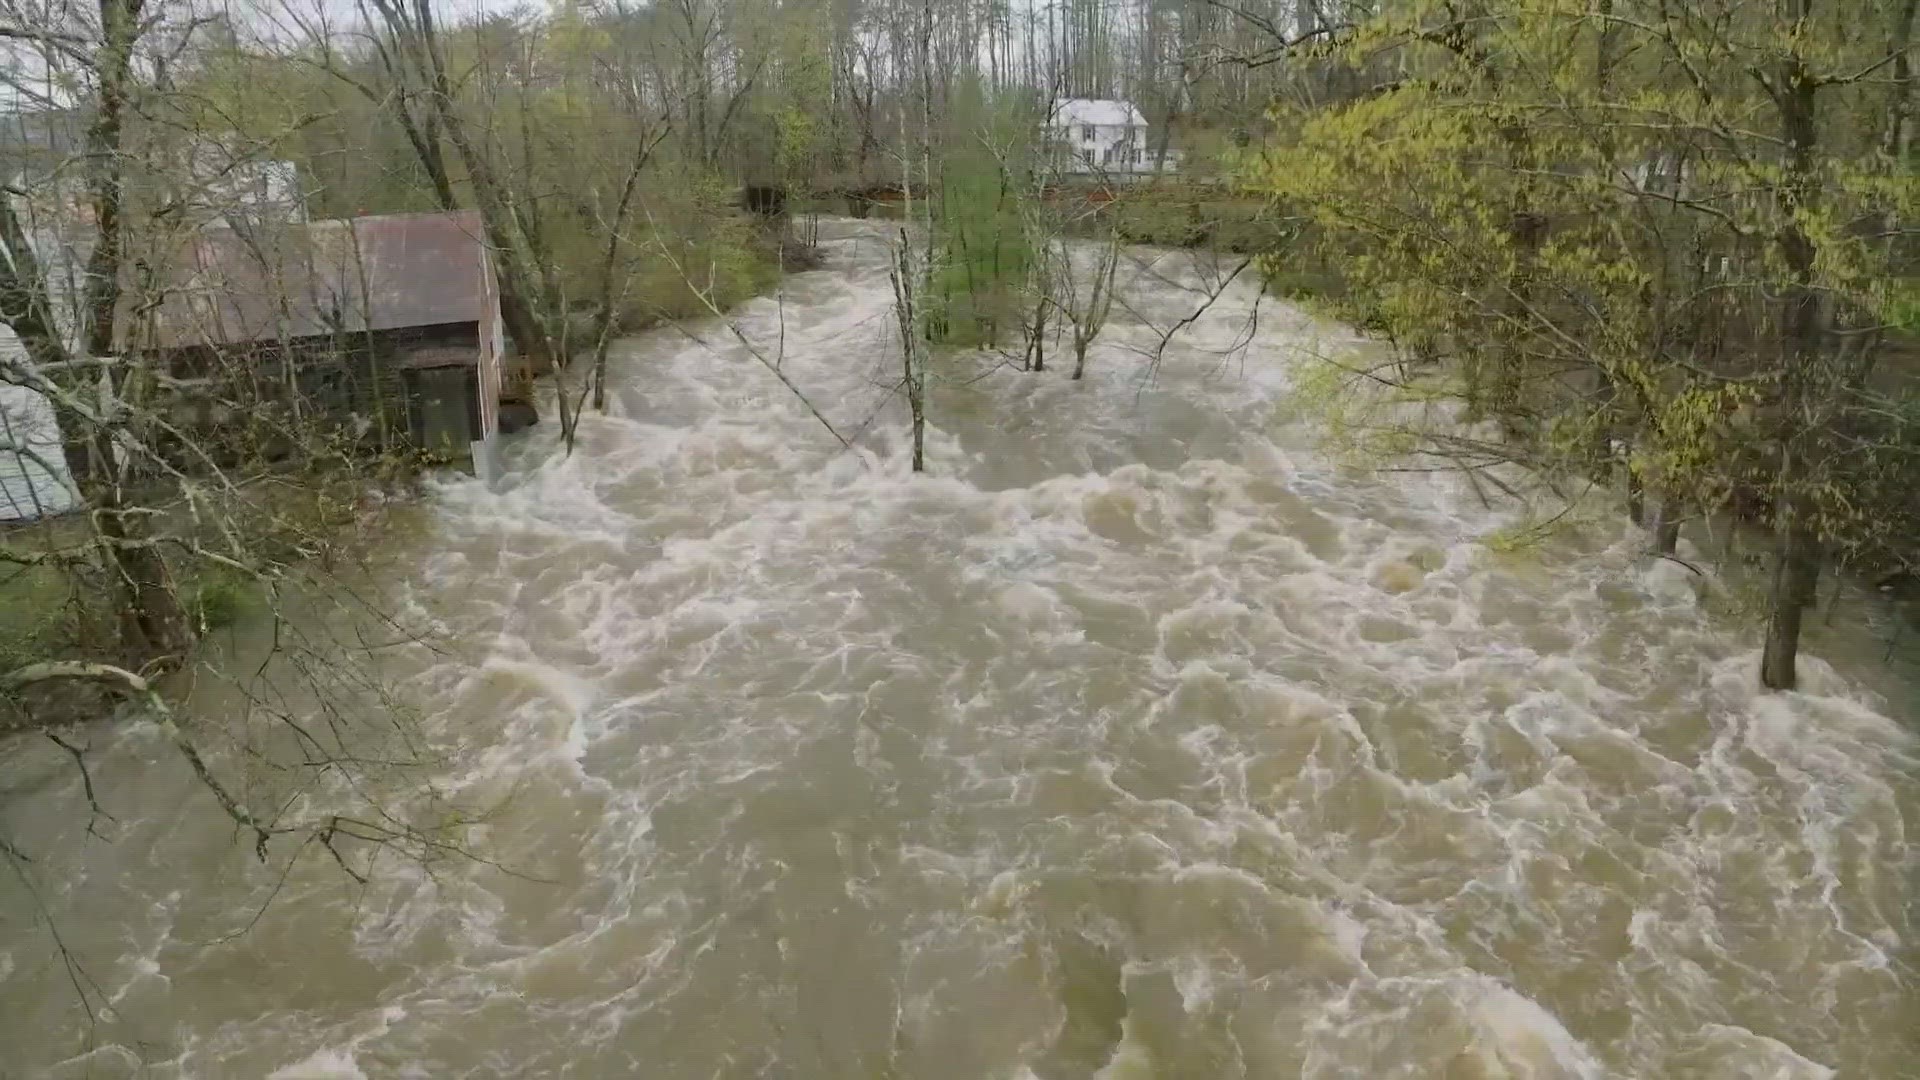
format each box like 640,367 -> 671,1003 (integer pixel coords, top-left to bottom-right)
588,129 -> 662,414
1760,44 -> 1827,693
1028,289 -> 1048,372
1762,501 -> 1821,690
890,235 -> 927,473
1068,234 -> 1120,380
1651,495 -> 1684,556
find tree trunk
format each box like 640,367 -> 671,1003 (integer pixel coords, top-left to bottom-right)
1760,38 -> 1826,692
1028,290 -> 1047,372
97,505 -> 193,663
57,0 -> 190,662
393,94 -> 460,212
369,44 -> 564,367
430,113 -> 553,373
55,0 -> 147,495
80,0 -> 142,363
1652,496 -> 1683,556
1885,0 -> 1919,158
590,339 -> 611,413
1761,501 -> 1821,690
369,0 -> 557,374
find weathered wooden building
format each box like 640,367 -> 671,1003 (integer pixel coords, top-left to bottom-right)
116,210 -> 507,477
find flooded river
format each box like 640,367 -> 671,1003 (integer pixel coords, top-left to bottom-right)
2,219 -> 1915,1077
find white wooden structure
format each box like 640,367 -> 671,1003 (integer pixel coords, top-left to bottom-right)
0,230 -> 82,522
0,379 -> 76,521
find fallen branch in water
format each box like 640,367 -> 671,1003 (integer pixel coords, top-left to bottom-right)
4,661 -> 273,857
1659,552 -> 1706,576
1,660 -> 507,882
1115,254 -> 1255,394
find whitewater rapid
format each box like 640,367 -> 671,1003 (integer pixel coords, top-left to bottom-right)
0,218 -> 1914,1078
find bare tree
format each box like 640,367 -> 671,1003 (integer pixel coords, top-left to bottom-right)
1054,230 -> 1121,380
356,0 -> 560,372
889,231 -> 927,471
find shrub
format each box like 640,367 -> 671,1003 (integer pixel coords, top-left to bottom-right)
187,571 -> 255,632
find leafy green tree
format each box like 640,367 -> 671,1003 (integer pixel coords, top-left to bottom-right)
1245,0 -> 1919,689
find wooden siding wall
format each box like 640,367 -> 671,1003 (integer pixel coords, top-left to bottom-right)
144,322 -> 482,473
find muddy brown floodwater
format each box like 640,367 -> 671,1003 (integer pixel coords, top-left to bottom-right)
2,219 -> 1915,1078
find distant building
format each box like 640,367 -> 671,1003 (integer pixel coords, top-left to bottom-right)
184,145 -> 309,230
0,109 -> 308,230
0,107 -> 84,190
1043,98 -> 1181,176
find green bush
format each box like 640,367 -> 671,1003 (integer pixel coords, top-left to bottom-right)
0,565 -> 70,673
927,173 -> 1034,349
605,209 -> 783,330
924,84 -> 1040,350
187,572 -> 254,632
1098,191 -> 1272,253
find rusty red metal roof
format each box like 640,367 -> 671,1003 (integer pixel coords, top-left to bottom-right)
116,211 -> 496,351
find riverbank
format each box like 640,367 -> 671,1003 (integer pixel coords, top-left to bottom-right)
0,466 -> 424,732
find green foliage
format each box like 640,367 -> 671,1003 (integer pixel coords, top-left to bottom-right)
1879,283 -> 1920,334
1247,0 -> 1914,474
186,571 -> 254,633
1282,355 -> 1438,469
1243,0 -> 1920,683
1097,190 -> 1270,253
0,563 -> 71,676
612,182 -> 783,330
924,82 -> 1040,350
1481,505 -> 1603,556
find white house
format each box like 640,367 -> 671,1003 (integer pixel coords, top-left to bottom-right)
190,153 -> 308,230
1043,98 -> 1180,176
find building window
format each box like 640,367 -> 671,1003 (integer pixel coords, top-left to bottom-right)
1083,124 -> 1097,142
1135,148 -> 1145,164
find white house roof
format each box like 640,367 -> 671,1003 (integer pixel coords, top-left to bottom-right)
1047,99 -> 1147,128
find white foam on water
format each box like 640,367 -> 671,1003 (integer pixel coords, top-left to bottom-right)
265,1007 -> 405,1080
1465,984 -> 1607,1080
1682,1024 -> 1838,1080
1093,1017 -> 1157,1080
267,1048 -> 369,1080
